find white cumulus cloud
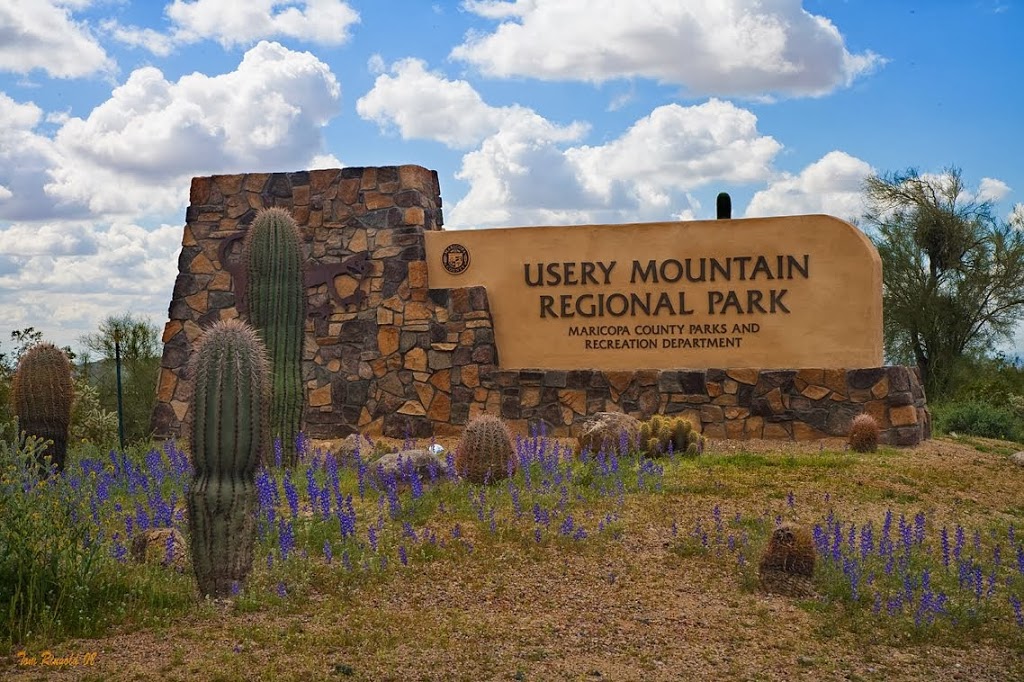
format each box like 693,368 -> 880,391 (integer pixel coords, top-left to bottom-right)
745,151 -> 874,220
452,0 -> 882,97
357,60 -> 781,227
45,41 -> 342,216
357,58 -> 585,149
0,221 -> 183,351
978,177 -> 1011,203
0,0 -> 113,78
108,0 -> 360,54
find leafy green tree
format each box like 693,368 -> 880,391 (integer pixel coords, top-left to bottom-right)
78,314 -> 161,444
863,167 -> 1024,399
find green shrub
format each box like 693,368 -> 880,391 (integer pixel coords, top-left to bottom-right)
934,400 -> 1023,441
0,425 -> 102,642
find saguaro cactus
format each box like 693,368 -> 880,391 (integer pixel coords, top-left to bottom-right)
11,343 -> 74,472
244,207 -> 305,466
187,319 -> 269,598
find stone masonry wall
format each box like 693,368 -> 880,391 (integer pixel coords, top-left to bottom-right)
153,165 -> 930,446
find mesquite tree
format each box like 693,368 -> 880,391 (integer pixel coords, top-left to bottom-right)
863,167 -> 1024,398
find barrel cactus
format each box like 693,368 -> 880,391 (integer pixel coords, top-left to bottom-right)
639,415 -> 702,457
11,343 -> 74,472
758,524 -> 816,598
243,207 -> 305,466
455,414 -> 515,484
186,319 -> 269,598
848,413 -> 880,453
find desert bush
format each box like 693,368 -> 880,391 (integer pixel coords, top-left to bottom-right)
933,400 -> 1022,441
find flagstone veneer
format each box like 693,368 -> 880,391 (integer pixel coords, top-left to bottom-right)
152,165 -> 930,446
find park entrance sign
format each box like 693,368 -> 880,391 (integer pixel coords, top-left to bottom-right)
425,216 -> 882,370
152,165 -> 927,445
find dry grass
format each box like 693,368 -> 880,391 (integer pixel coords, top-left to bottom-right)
4,435 -> 1024,681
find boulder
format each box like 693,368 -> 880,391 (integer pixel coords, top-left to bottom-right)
367,449 -> 448,488
577,411 -> 641,456
130,527 -> 189,573
1011,452 -> 1024,467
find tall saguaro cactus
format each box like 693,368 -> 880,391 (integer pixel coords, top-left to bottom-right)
12,343 -> 74,473
187,319 -> 269,598
244,207 -> 306,466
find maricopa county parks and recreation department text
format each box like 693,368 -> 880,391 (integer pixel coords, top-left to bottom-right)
524,254 -> 809,319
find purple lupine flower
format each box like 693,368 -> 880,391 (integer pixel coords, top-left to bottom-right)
560,515 -> 575,537
489,507 -> 497,534
1011,596 -> 1024,627
975,566 -> 984,600
573,526 -> 587,541
357,455 -> 367,499
974,529 -> 983,555
843,558 -> 860,601
342,551 -> 352,571
786,491 -> 795,509
954,525 -> 965,560
278,519 -> 295,559
860,523 -> 874,560
305,467 -> 319,512
276,582 -> 287,598
399,545 -> 408,566
319,488 -> 331,521
273,437 -> 283,468
941,527 -> 950,568
914,512 -> 926,546
368,526 -> 378,552
283,471 -> 299,518
848,523 -> 857,556
994,544 -> 1003,569
737,552 -> 745,568
324,541 -> 333,564
112,533 -> 127,563
164,532 -> 176,567
1017,546 -> 1024,577
534,528 -> 543,544
671,519 -> 678,537
402,521 -> 416,541
451,524 -> 461,539
899,515 -> 912,553
445,452 -> 457,481
135,503 -> 150,532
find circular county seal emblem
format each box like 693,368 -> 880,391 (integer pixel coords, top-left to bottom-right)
442,243 -> 470,274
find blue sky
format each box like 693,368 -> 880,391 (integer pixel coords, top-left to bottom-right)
1,0 -> 1022,355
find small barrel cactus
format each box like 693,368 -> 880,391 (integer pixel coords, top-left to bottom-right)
455,414 -> 515,484
11,343 -> 74,472
758,524 -> 816,598
639,415 -> 701,457
186,319 -> 269,598
848,413 -> 880,453
244,207 -> 305,466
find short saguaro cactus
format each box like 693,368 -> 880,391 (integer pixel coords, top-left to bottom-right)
186,319 -> 270,598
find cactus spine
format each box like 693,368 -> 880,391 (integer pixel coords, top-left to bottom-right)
186,319 -> 269,598
11,343 -> 74,472
455,415 -> 515,484
244,207 -> 305,466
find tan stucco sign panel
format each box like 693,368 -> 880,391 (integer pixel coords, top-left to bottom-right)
425,216 -> 882,370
